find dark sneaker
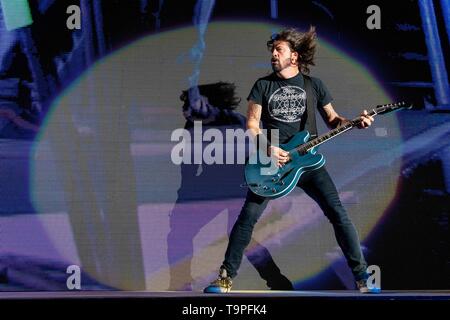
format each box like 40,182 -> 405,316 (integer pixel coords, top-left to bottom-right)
203,268 -> 232,293
356,278 -> 381,294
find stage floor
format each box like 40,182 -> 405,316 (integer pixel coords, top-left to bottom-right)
1,290 -> 449,300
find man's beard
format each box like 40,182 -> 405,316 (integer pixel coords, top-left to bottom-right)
271,57 -> 290,72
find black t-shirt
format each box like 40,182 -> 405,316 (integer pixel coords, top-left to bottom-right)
247,72 -> 333,144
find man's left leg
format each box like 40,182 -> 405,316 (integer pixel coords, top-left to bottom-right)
297,166 -> 373,290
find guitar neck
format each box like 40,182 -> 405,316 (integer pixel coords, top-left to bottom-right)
294,101 -> 410,154
297,109 -> 379,154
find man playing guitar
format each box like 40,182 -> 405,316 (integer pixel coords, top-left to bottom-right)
204,26 -> 378,294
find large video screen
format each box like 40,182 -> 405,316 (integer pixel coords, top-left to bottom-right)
0,0 -> 449,292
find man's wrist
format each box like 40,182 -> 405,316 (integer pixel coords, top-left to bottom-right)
333,117 -> 349,128
255,133 -> 271,154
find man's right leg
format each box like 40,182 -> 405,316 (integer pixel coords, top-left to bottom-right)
204,190 -> 269,292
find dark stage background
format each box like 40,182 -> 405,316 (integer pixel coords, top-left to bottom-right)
0,0 -> 449,292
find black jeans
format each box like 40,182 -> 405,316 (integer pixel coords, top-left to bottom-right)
222,166 -> 368,282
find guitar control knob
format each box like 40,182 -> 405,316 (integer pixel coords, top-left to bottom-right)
279,180 -> 285,185
272,173 -> 281,182
271,188 -> 276,193
263,186 -> 269,190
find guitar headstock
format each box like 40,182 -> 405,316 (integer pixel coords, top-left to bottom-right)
375,101 -> 412,114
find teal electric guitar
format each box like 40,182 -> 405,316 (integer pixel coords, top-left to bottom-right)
244,102 -> 411,199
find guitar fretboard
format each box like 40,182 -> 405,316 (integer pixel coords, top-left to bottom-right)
296,109 -> 380,154
292,101 -> 409,155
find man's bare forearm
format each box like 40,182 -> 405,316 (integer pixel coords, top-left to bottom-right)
246,101 -> 263,138
322,103 -> 349,129
247,120 -> 262,138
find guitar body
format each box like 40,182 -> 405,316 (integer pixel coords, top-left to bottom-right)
244,102 -> 409,199
245,130 -> 325,199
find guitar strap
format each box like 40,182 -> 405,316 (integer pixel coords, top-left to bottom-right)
302,74 -> 318,140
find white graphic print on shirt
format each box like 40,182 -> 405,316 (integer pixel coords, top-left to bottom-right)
267,85 -> 306,123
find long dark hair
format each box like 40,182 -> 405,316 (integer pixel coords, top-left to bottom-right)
180,82 -> 241,110
267,26 -> 317,74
